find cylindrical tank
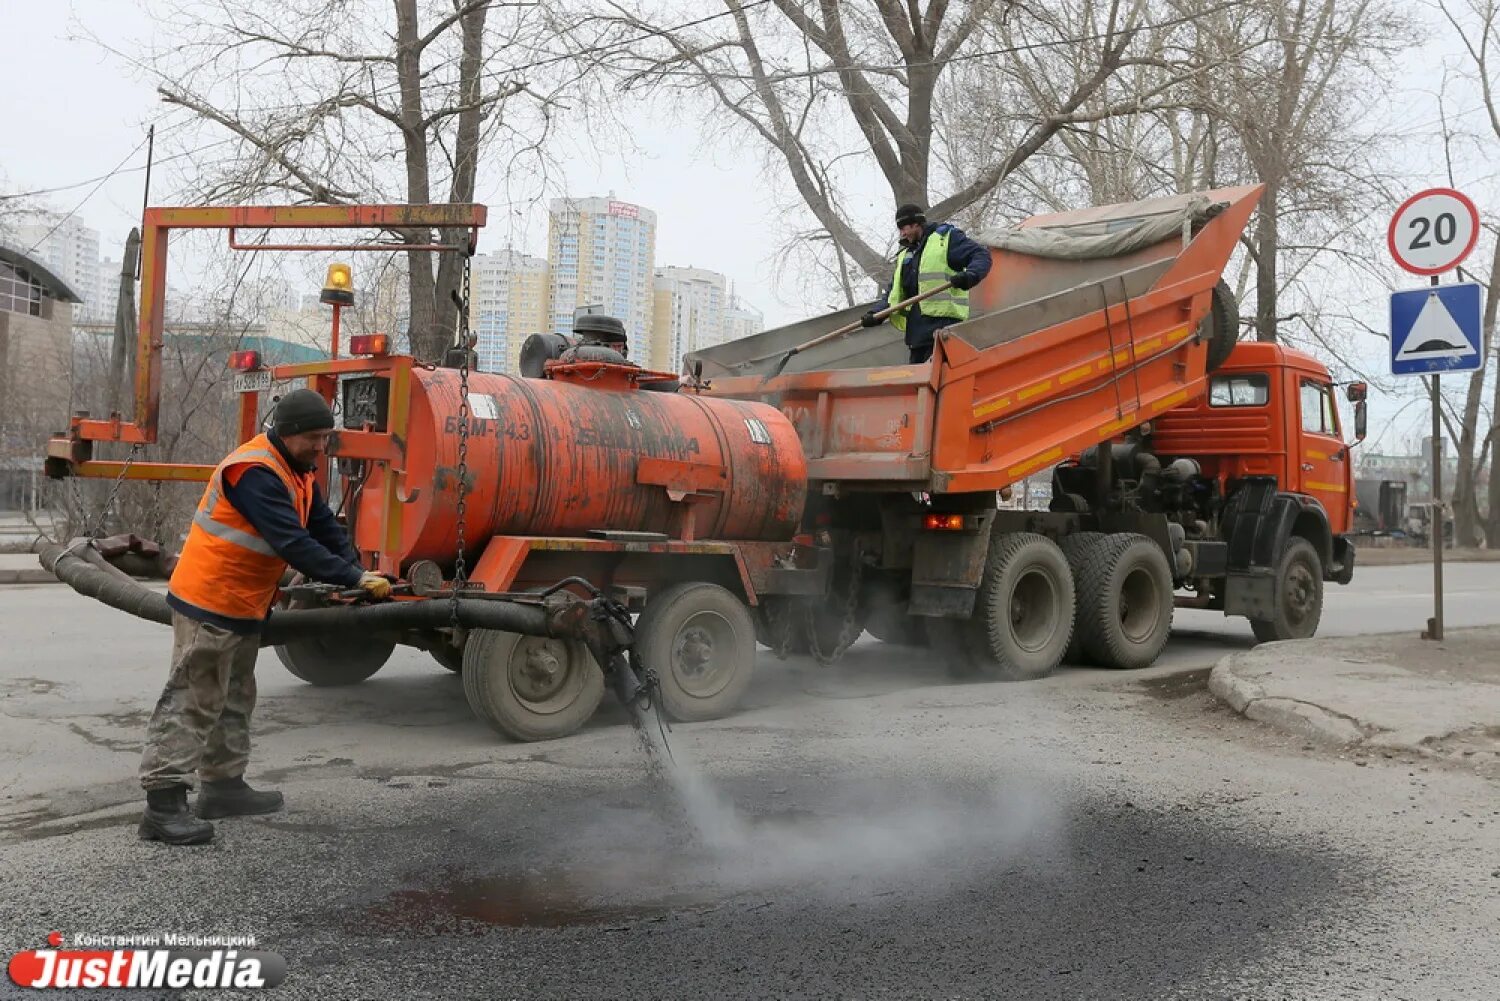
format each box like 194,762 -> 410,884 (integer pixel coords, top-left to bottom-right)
353,366 -> 807,566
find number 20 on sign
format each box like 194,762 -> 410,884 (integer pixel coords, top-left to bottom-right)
1387,188 -> 1481,276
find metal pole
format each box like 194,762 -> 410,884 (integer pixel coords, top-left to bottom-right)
1425,273 -> 1445,641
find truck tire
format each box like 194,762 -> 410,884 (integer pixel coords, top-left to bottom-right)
1203,280 -> 1241,373
753,598 -> 808,657
637,582 -> 757,722
931,532 -> 1075,682
1058,532 -> 1106,664
462,630 -> 603,741
276,634 -> 394,687
1073,533 -> 1174,670
1250,537 -> 1324,643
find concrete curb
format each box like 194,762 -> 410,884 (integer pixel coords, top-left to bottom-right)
1208,649 -> 1365,746
0,568 -> 55,585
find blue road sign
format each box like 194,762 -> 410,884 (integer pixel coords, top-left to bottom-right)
1389,282 -> 1484,377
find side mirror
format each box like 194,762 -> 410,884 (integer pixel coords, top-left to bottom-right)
1354,400 -> 1367,442
1346,381 -> 1368,404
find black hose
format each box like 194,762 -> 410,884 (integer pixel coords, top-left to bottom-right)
42,541 -> 172,626
40,542 -> 559,645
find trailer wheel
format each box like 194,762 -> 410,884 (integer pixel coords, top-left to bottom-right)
461,630 -> 603,741
1074,534 -> 1174,670
754,598 -> 809,657
1203,280 -> 1241,373
933,532 -> 1075,682
1250,537 -> 1324,643
275,634 -> 394,687
1058,532 -> 1106,665
637,582 -> 756,722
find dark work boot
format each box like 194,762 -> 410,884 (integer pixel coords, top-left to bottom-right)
139,785 -> 215,845
196,777 -> 284,819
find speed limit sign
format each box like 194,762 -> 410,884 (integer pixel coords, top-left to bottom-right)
1387,188 -> 1480,276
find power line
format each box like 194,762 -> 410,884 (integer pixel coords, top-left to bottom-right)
0,134 -> 238,204
20,134 -> 152,260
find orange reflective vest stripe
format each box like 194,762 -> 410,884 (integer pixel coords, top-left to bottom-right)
168,434 -> 314,622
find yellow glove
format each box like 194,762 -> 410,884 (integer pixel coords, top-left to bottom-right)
358,571 -> 392,599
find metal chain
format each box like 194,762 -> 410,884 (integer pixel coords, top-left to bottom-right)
86,443 -> 144,539
806,542 -> 866,666
449,254 -> 474,630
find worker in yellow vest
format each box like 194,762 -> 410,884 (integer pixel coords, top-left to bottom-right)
138,389 -> 390,846
861,203 -> 992,363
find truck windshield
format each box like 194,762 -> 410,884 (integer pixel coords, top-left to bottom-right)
1209,373 -> 1268,407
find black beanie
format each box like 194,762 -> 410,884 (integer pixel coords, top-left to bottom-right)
895,203 -> 925,227
272,389 -> 335,436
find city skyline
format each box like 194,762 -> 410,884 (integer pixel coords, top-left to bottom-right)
2,194 -> 766,376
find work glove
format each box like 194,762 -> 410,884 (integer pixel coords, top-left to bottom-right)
949,271 -> 977,291
860,310 -> 884,328
358,571 -> 392,600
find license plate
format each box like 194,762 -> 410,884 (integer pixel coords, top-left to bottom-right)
233,371 -> 273,393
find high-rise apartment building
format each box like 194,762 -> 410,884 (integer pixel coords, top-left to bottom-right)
14,213 -> 102,321
470,249 -> 549,372
547,197 -> 656,364
723,293 -> 765,344
651,266 -> 727,374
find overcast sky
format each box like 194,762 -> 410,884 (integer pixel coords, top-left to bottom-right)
2,0 -> 1496,455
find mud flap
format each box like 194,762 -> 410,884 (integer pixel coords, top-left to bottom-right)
908,507 -> 996,619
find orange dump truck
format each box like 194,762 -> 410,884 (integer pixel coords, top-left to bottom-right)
44,189 -> 1364,744
686,184 -> 1363,679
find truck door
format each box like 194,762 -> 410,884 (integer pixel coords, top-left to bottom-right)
1295,379 -> 1351,533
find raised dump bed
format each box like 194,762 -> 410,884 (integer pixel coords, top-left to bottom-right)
689,186 -> 1261,495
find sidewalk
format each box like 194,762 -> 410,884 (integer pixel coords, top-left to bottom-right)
0,552 -> 54,585
1356,546 -> 1500,566
1210,627 -> 1500,760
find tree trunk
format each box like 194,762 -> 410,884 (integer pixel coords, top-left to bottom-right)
1254,180 -> 1279,342
1480,241 -> 1500,547
1452,246 -> 1495,546
432,0 -> 490,360
394,0 -> 441,363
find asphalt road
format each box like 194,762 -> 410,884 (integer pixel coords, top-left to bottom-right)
1,563 -> 1498,999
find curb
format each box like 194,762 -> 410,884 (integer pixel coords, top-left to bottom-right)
0,569 -> 54,585
1208,649 -> 1365,746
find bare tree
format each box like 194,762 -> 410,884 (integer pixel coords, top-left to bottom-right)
88,0 -> 575,363
584,0 -> 1224,302
1182,0 -> 1410,342
1430,0 -> 1500,546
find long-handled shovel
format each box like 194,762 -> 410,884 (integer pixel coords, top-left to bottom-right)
748,281 -> 955,383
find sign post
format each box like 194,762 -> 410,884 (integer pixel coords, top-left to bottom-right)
1386,187 -> 1483,642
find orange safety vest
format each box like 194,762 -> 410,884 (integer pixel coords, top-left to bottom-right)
168,434 -> 314,622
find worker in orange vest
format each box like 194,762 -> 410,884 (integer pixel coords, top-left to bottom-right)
138,389 -> 390,845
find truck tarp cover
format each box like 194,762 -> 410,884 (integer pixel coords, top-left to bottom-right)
975,194 -> 1218,261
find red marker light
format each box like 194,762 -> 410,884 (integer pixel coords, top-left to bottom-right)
349,334 -> 389,356
923,513 -> 965,531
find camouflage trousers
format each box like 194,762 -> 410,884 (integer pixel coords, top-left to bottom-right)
139,612 -> 260,791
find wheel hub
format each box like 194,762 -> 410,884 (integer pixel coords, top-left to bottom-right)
1009,568 -> 1060,653
510,639 -> 570,703
671,611 -> 735,698
1285,564 -> 1315,621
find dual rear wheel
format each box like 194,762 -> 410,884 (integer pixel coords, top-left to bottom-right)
928,530 -> 1175,681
